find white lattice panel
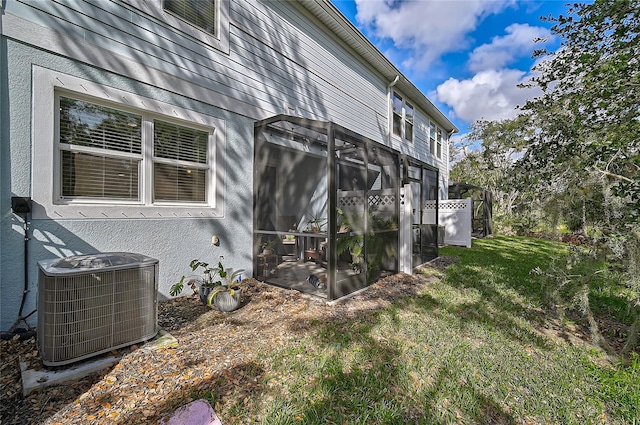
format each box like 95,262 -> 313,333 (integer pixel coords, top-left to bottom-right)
440,201 -> 469,210
338,196 -> 365,208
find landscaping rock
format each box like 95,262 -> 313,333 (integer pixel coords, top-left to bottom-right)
163,399 -> 221,425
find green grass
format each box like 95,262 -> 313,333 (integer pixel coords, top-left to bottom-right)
224,236 -> 640,424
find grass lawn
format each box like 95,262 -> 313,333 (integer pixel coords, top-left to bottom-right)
243,236 -> 639,424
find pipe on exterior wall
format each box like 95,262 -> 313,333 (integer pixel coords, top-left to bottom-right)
387,75 -> 400,143
4,198 -> 36,334
446,129 -> 455,156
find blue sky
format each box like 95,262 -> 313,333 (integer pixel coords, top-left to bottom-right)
330,0 -> 569,136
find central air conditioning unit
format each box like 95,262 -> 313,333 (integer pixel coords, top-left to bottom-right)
37,252 -> 159,366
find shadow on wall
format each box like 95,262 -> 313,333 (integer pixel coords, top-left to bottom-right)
2,199 -> 98,331
2,115 -> 255,330
2,195 -> 255,331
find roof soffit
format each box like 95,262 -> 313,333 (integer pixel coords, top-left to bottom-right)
296,0 -> 458,133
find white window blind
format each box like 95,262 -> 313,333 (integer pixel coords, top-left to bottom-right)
34,67 -> 225,219
154,120 -> 207,163
57,95 -> 212,205
59,97 -> 142,154
163,0 -> 216,36
153,120 -> 209,202
59,97 -> 142,200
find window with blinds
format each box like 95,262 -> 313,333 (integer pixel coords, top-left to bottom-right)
163,0 -> 216,36
57,96 -> 212,204
59,97 -> 142,201
153,120 -> 209,202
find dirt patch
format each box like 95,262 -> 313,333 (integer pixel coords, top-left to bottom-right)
2,261 -> 635,424
420,255 -> 459,270
0,273 -> 431,425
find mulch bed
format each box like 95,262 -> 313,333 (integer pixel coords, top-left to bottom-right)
2,255 -> 632,424
1,262 -> 447,425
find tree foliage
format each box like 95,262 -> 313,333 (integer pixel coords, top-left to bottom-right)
452,0 -> 640,356
520,0 -> 639,223
450,117 -> 533,221
453,0 -> 639,231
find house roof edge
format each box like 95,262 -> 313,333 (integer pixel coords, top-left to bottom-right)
297,0 -> 458,134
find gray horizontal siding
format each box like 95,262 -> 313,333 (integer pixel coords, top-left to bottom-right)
230,0 -> 389,141
9,0 -> 266,108
9,0 -> 389,139
5,0 -> 445,166
233,0 -> 385,109
230,27 -> 381,125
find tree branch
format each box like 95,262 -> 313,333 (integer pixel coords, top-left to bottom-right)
594,168 -> 635,183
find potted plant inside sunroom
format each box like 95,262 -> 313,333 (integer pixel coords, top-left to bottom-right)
260,238 -> 277,255
170,256 -> 246,312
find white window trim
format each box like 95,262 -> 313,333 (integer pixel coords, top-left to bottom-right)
429,120 -> 436,157
119,0 -> 230,54
428,120 -> 447,161
390,90 -> 414,143
32,66 -> 225,219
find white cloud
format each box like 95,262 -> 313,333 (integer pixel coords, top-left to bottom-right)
354,0 -> 516,71
467,23 -> 552,72
352,0 -> 556,126
435,69 -> 542,122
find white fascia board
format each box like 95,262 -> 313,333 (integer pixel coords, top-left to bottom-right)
297,0 -> 458,134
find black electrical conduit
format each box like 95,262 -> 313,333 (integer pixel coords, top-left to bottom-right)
2,198 -> 37,340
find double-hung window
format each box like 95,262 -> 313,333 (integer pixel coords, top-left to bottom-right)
391,92 -> 414,143
119,0 -> 229,54
428,121 -> 444,160
405,102 -> 414,143
32,66 -> 224,219
429,121 -> 436,155
163,0 -> 217,37
153,120 -> 209,203
57,95 -> 211,205
59,97 -> 143,202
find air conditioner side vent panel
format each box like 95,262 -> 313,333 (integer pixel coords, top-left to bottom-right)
37,253 -> 158,366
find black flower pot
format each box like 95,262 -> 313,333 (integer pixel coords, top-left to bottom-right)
199,285 -> 213,304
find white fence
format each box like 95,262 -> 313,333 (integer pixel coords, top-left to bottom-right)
424,198 -> 472,248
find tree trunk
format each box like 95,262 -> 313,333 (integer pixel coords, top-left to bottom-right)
621,312 -> 640,356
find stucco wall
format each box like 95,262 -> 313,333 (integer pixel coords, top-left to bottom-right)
0,41 -> 254,330
1,0 -> 455,330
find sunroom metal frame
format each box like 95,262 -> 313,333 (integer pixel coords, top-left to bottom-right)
254,115 -> 439,300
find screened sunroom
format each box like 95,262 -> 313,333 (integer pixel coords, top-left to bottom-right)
253,115 -> 440,300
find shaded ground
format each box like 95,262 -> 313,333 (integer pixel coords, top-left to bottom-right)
1,259 -> 451,425
0,255 -> 633,424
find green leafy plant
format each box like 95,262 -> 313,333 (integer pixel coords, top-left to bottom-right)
336,208 -> 397,280
260,238 -> 276,253
170,255 -> 245,304
308,216 -> 327,232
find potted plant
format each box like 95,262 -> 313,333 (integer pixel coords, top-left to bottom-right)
307,216 -> 327,233
336,208 -> 397,280
261,238 -> 276,255
170,255 -> 246,312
